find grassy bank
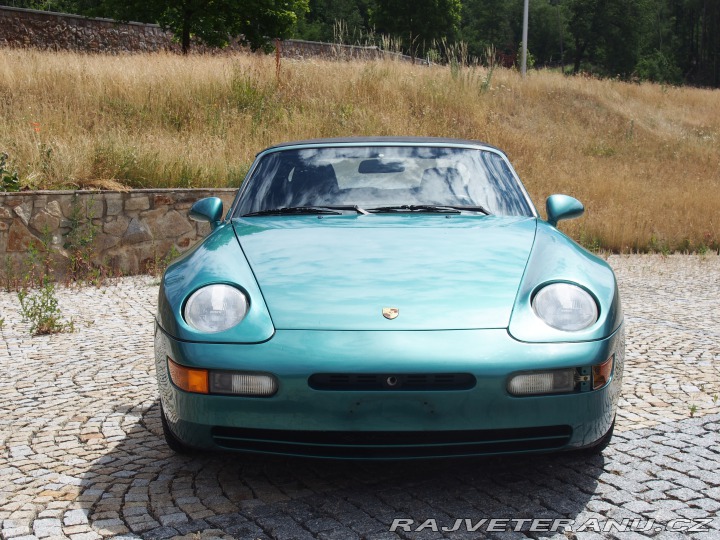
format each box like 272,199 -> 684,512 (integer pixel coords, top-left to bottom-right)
0,49 -> 718,252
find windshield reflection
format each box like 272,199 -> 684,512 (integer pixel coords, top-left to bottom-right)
235,146 -> 534,217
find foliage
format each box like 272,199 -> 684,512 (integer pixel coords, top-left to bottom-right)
0,153 -> 20,192
565,0 -> 642,77
648,235 -> 671,256
81,0 -> 309,53
3,0 -> 84,10
146,245 -> 182,277
636,50 -> 683,84
17,277 -> 73,335
371,0 -> 461,57
459,0 -> 513,61
2,256 -> 17,292
662,0 -> 720,87
520,42 -> 535,70
295,0 -> 372,43
63,195 -> 100,283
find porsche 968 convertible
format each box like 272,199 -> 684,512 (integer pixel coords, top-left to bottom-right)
154,137 -> 624,458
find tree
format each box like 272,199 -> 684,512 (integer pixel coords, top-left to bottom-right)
294,0 -> 373,43
522,0 -> 569,68
87,0 -> 309,54
371,0 -> 461,56
668,0 -> 720,87
3,0 -> 87,10
460,0 -> 514,60
567,0 -> 645,77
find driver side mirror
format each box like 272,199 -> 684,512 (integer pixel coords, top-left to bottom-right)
189,197 -> 224,230
545,194 -> 584,227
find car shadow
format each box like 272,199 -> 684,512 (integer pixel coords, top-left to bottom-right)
76,399 -> 603,539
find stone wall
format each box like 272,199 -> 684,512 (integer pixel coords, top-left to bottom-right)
0,189 -> 236,276
0,6 -> 178,53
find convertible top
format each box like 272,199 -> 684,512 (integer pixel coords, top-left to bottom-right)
261,137 -> 503,155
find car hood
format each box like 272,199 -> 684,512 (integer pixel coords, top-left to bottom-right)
233,216 -> 537,331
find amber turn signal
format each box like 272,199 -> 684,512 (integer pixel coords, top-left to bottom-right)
168,357 -> 209,394
592,355 -> 614,390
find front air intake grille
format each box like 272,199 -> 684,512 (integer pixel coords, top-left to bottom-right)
211,425 -> 573,458
308,373 -> 476,391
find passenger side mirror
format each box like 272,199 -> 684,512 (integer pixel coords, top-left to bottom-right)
189,197 -> 224,229
546,194 -> 584,227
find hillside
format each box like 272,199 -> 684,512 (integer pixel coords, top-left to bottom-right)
0,49 -> 718,252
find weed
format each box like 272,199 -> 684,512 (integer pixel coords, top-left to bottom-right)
37,142 -> 55,182
145,245 -> 182,277
0,152 -> 20,192
63,194 -> 100,283
689,404 -> 697,417
426,48 -> 441,64
625,120 -> 635,141
2,255 -> 20,292
231,73 -> 270,115
579,228 -> 603,252
713,394 -> 718,405
518,42 -> 535,70
90,142 -> 150,188
23,229 -> 53,289
0,317 -> 4,330
587,142 -> 617,157
17,277 -> 73,335
648,235 -> 671,256
450,58 -> 460,80
480,45 -> 496,94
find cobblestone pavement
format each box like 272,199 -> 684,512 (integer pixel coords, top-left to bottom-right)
1,254 -> 719,540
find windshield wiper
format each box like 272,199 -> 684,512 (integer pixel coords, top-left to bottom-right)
442,205 -> 492,215
318,205 -> 369,215
367,204 -> 464,214
369,204 -> 493,216
243,206 -> 342,217
243,205 -> 369,217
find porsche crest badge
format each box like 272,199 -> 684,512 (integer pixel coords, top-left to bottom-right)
382,307 -> 399,320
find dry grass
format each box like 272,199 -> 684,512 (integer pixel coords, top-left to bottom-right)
1,49 -> 718,252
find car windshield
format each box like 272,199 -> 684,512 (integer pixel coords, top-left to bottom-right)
234,146 -> 534,217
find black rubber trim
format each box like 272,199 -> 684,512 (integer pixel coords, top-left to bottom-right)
211,425 -> 572,458
308,373 -> 476,391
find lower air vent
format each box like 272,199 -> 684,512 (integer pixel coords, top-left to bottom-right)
211,425 -> 573,458
308,373 -> 476,391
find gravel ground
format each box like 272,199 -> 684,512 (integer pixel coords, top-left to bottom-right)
1,254 -> 719,540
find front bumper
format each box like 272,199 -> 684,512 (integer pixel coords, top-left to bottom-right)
155,324 -> 624,458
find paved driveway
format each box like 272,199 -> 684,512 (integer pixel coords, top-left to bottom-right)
1,255 -> 719,540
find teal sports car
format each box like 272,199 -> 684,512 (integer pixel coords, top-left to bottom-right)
155,137 -> 624,459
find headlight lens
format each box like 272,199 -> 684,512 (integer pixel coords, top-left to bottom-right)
532,283 -> 598,331
184,284 -> 248,333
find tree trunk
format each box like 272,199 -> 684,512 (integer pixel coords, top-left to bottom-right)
573,38 -> 586,73
181,14 -> 191,54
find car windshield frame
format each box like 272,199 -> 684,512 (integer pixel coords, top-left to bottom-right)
230,142 -> 538,219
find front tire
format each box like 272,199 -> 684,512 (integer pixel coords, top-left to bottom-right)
584,417 -> 614,455
160,403 -> 195,455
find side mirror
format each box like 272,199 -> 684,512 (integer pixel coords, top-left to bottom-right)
189,197 -> 224,229
546,194 -> 584,227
